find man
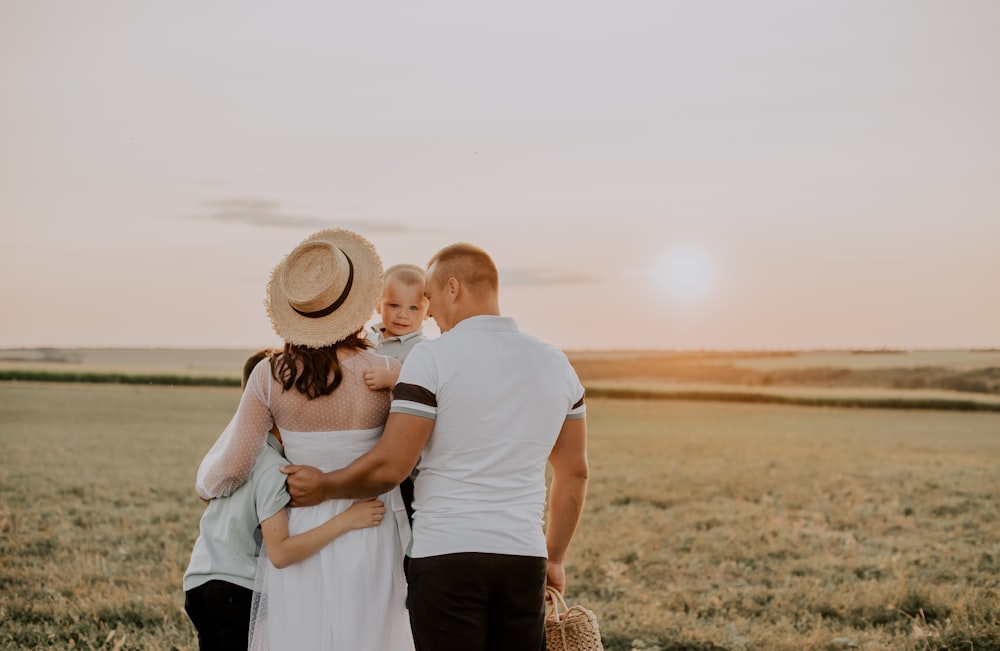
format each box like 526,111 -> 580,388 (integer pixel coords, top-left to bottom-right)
282,242 -> 589,651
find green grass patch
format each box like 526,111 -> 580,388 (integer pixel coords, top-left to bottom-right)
5,370 -> 999,412
0,369 -> 239,387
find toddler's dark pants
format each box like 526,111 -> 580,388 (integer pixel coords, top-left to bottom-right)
401,476 -> 416,578
184,580 -> 253,651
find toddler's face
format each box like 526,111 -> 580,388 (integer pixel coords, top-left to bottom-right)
377,278 -> 430,338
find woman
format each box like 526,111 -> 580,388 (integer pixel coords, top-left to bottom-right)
196,228 -> 413,650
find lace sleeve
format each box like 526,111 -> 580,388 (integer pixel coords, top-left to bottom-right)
196,361 -> 274,499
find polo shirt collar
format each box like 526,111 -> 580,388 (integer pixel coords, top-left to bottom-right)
374,325 -> 425,344
452,315 -> 517,333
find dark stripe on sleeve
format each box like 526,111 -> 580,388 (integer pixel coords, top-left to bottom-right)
393,382 -> 438,408
572,394 -> 585,410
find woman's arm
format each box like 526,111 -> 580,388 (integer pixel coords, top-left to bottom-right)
196,364 -> 274,499
260,498 -> 386,569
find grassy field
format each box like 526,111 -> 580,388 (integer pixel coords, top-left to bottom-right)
4,347 -> 999,408
1,380 -> 998,650
567,350 -> 1000,401
579,398 -> 999,650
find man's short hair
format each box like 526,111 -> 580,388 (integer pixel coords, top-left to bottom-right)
427,243 -> 499,293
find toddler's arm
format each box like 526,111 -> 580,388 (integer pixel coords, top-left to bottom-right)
364,366 -> 400,391
261,498 -> 386,568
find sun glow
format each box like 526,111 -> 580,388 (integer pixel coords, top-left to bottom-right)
654,245 -> 717,305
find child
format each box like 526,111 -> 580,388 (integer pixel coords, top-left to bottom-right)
363,263 -> 430,391
364,263 -> 431,540
183,349 -> 386,651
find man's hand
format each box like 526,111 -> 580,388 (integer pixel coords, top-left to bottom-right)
280,464 -> 327,507
546,560 -> 566,594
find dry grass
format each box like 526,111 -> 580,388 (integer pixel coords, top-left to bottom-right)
566,350 -> 1000,401
0,382 -> 232,650
585,380 -> 1000,406
1,382 -> 998,650
578,398 -> 1000,650
568,355 -> 1000,397
563,349 -> 1000,372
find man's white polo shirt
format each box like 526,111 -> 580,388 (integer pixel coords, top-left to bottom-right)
391,315 -> 586,559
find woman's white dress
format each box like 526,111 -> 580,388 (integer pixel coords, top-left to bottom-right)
197,350 -> 413,651
250,428 -> 413,651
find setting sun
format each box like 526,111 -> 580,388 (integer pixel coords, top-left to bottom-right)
653,245 -> 717,306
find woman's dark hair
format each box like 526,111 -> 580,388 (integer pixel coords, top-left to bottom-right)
272,332 -> 371,400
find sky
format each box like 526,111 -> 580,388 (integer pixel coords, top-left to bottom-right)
2,1 -> 998,352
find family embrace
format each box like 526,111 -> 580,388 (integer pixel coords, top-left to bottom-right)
183,228 -> 590,651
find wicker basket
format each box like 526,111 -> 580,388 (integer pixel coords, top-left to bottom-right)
544,586 -> 604,651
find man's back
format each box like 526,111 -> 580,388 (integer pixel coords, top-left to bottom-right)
393,314 -> 585,558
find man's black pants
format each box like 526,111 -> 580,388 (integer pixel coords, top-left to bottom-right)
407,552 -> 547,651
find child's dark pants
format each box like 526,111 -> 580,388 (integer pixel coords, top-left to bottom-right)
184,580 -> 253,651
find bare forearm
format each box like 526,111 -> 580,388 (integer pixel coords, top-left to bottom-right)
320,464 -> 402,500
546,473 -> 588,562
267,515 -> 356,569
317,413 -> 430,499
285,413 -> 432,506
284,460 -> 403,506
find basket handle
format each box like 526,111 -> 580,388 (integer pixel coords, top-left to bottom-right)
545,586 -> 569,623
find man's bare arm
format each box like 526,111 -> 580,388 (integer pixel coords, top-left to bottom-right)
545,417 -> 589,592
281,412 -> 433,506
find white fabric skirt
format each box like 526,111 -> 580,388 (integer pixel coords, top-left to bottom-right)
249,429 -> 414,651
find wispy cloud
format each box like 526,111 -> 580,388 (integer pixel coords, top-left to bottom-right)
189,198 -> 427,234
500,268 -> 599,287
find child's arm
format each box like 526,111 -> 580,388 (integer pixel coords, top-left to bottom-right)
260,498 -> 385,569
363,366 -> 400,391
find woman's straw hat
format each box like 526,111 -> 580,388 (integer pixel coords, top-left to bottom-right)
266,228 -> 383,348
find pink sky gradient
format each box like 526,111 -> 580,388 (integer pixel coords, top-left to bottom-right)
2,1 -> 998,351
